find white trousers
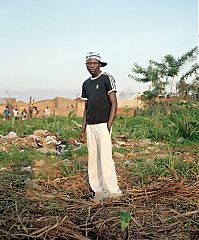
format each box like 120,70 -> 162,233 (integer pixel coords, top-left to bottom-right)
86,123 -> 121,194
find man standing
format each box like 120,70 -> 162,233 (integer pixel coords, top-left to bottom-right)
12,107 -> 19,123
81,52 -> 122,201
44,106 -> 51,117
3,105 -> 10,121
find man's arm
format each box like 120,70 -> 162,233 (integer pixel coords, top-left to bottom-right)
107,92 -> 117,131
81,100 -> 88,143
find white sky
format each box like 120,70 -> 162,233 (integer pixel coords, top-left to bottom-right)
0,0 -> 198,101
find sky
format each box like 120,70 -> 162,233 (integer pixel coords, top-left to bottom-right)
0,0 -> 198,102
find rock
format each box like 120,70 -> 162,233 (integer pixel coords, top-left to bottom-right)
45,135 -> 55,141
24,178 -> 40,189
145,158 -> 154,166
44,135 -> 58,145
113,152 -> 125,158
26,135 -> 41,141
21,166 -> 32,173
0,146 -> 6,151
37,148 -> 57,154
124,160 -> 132,166
177,137 -> 185,143
57,144 -> 67,154
72,142 -> 82,151
7,131 -> 17,139
33,129 -> 48,137
115,141 -> 126,146
0,167 -> 8,171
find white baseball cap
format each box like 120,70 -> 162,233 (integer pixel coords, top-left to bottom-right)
85,52 -> 107,67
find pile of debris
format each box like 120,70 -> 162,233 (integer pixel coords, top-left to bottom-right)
0,129 -> 81,154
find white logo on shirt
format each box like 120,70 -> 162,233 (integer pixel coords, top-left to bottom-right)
96,84 -> 99,89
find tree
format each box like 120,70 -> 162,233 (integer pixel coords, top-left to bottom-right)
187,76 -> 199,99
128,61 -> 167,97
176,79 -> 190,97
129,46 -> 198,99
177,50 -> 198,98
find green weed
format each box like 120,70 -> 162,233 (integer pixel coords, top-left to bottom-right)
113,147 -> 130,155
46,202 -> 65,214
61,159 -> 85,176
75,144 -> 88,157
119,210 -> 132,232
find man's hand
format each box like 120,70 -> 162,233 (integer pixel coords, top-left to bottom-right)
80,131 -> 86,144
81,100 -> 87,144
107,123 -> 111,132
107,91 -> 117,132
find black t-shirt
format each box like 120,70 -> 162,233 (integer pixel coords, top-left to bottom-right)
81,72 -> 117,124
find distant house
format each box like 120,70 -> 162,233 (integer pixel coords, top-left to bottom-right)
75,92 -> 145,117
74,97 -> 85,117
0,97 -> 16,106
17,101 -> 29,110
118,92 -> 144,109
30,96 -> 77,117
0,93 -> 145,118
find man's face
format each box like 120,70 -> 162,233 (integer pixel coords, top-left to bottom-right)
86,58 -> 101,76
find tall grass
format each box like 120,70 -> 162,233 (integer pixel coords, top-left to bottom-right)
0,101 -> 198,144
113,101 -> 199,144
0,114 -> 82,139
125,155 -> 198,187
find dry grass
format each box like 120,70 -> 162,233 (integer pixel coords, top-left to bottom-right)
0,161 -> 198,240
0,137 -> 198,239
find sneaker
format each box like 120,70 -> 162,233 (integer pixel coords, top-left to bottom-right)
92,191 -> 123,202
92,192 -> 104,203
92,191 -> 110,202
108,192 -> 124,199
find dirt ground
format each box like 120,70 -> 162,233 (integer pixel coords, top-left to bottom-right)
0,134 -> 199,240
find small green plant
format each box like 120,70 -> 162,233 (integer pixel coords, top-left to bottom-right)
119,211 -> 132,232
46,202 -> 64,214
166,217 -> 176,224
61,159 -> 85,176
75,144 -> 88,157
112,146 -> 130,155
61,149 -> 73,159
61,162 -> 70,176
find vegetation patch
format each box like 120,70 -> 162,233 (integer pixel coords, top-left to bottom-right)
0,101 -> 198,239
